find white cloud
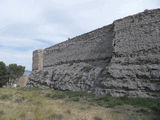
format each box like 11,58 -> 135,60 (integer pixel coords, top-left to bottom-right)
0,0 -> 159,70
0,37 -> 44,48
0,48 -> 32,70
0,0 -> 41,24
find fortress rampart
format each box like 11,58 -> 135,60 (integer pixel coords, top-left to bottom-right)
33,24 -> 113,69
27,9 -> 160,98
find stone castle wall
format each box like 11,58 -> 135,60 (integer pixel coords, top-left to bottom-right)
96,9 -> 160,98
43,24 -> 113,68
27,9 -> 160,98
16,74 -> 29,87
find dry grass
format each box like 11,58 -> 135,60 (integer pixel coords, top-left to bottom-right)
0,88 -> 159,120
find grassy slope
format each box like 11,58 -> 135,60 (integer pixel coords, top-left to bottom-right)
0,88 -> 159,120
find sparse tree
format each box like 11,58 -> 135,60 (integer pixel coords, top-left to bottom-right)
0,61 -> 9,87
0,62 -> 25,86
8,64 -> 25,80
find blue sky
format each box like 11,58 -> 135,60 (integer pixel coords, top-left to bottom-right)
0,0 -> 159,70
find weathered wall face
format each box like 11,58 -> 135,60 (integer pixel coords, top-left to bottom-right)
7,74 -> 29,87
113,9 -> 160,55
106,10 -> 160,98
28,24 -> 114,91
16,74 -> 29,87
97,9 -> 160,98
43,25 -> 113,67
28,59 -> 111,90
32,49 -> 43,71
27,9 -> 160,98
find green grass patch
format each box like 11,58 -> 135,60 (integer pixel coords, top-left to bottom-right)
92,96 -> 160,113
44,90 -> 160,113
0,94 -> 12,100
0,88 -> 159,120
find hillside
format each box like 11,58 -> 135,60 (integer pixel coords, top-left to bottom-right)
0,88 -> 159,120
25,70 -> 31,74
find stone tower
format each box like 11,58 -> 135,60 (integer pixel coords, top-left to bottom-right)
32,49 -> 43,71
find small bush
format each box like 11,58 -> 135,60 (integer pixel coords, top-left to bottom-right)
69,97 -> 79,102
0,94 -> 10,100
139,115 -> 148,120
0,110 -> 4,115
94,116 -> 102,120
15,96 -> 25,103
19,112 -> 26,120
66,109 -> 71,114
48,113 -> 63,120
45,93 -> 65,100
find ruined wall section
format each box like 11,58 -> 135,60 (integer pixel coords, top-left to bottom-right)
32,49 -> 43,71
97,9 -> 160,98
113,9 -> 160,56
27,25 -> 114,91
43,25 -> 113,68
27,9 -> 160,98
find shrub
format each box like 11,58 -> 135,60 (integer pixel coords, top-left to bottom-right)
0,94 -> 10,100
15,96 -> 25,103
47,113 -> 63,120
45,93 -> 65,100
66,109 -> 71,114
94,116 -> 102,120
0,61 -> 9,87
0,110 -> 4,115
